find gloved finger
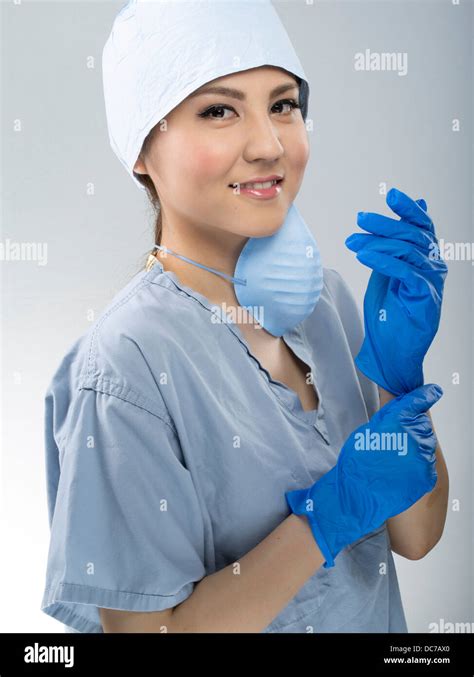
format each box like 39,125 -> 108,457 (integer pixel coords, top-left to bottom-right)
355,248 -> 423,286
390,383 -> 443,418
354,212 -> 436,251
405,415 -> 433,437
386,187 -> 435,233
356,250 -> 444,303
400,411 -> 435,442
406,417 -> 439,460
346,234 -> 439,273
416,198 -> 428,212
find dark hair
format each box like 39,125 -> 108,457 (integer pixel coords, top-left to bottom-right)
133,125 -> 163,249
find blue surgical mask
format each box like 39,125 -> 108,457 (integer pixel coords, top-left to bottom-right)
151,203 -> 324,337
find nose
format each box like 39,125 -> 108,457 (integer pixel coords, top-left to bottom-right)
241,113 -> 284,164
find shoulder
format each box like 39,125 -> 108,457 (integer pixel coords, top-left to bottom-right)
44,269 -> 182,429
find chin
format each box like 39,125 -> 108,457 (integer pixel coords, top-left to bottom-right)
234,221 -> 285,239
215,193 -> 294,237
243,203 -> 292,238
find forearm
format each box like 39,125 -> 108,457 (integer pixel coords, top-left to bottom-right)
379,386 -> 449,559
170,513 -> 324,633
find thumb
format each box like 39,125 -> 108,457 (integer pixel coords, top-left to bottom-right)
391,383 -> 443,418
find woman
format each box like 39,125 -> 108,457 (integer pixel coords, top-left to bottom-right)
41,0 -> 448,633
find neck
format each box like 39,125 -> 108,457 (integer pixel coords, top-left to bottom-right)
157,215 -> 248,309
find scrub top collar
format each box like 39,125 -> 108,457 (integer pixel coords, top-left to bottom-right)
143,256 -> 330,444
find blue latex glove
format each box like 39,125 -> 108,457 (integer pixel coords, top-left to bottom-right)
286,383 -> 442,568
345,187 -> 448,396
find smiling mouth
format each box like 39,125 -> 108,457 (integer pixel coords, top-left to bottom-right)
229,178 -> 284,190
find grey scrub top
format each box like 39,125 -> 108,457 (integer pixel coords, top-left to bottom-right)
41,259 -> 408,634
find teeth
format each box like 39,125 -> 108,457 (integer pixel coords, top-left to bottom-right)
238,179 -> 279,189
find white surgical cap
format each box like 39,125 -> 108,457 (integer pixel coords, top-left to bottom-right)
102,0 -> 309,191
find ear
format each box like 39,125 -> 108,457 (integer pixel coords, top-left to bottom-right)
133,156 -> 147,175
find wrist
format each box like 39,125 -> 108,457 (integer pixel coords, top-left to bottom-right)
285,470 -> 344,569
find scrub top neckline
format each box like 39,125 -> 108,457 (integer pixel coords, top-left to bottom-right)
143,258 -> 330,443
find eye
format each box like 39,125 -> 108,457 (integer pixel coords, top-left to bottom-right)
272,98 -> 301,115
197,104 -> 236,120
197,98 -> 301,120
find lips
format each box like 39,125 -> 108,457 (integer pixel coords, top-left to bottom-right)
229,176 -> 284,190
228,176 -> 284,201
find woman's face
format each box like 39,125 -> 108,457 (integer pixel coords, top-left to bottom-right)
134,65 -> 309,239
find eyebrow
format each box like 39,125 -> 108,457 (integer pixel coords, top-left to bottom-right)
189,81 -> 299,101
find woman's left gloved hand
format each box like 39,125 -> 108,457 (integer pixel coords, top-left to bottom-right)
345,187 -> 448,397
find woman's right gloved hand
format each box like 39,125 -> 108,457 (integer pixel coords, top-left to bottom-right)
285,383 -> 443,568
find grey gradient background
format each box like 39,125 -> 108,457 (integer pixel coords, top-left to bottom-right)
1,0 -> 472,632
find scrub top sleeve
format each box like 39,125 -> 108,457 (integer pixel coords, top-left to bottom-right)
41,386 -> 206,633
324,267 -> 380,420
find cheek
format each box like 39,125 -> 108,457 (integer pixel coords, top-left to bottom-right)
161,125 -> 233,186
288,133 -> 310,172
284,134 -> 309,197
184,144 -> 232,186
